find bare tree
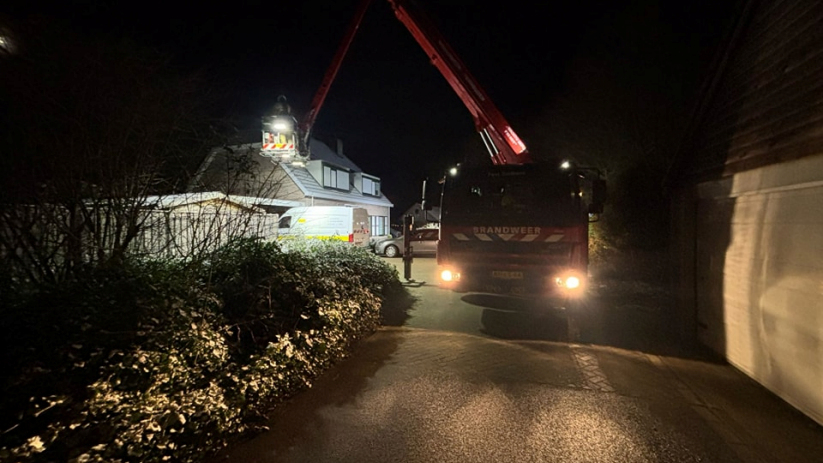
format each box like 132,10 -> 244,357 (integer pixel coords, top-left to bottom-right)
0,17 -> 280,285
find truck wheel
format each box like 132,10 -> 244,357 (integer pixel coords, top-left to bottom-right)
384,245 -> 400,258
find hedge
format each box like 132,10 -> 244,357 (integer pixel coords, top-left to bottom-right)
0,239 -> 403,462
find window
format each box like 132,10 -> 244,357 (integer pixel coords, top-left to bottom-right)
444,164 -> 580,225
363,177 -> 381,196
278,216 -> 291,229
370,215 -> 388,236
323,166 -> 335,188
323,165 -> 350,191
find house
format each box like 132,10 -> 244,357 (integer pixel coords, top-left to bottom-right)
667,0 -> 823,425
189,137 -> 393,237
401,202 -> 441,227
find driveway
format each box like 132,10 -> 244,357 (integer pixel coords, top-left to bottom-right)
210,257 -> 823,463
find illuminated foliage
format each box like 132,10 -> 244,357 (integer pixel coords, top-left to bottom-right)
0,241 -> 403,462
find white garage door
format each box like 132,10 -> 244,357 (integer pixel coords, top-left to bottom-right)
695,154 -> 823,425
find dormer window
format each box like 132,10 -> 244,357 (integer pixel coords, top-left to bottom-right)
323,165 -> 350,191
362,176 -> 381,196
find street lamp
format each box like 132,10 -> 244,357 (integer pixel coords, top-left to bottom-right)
439,165 -> 459,222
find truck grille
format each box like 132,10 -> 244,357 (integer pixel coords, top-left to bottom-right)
448,239 -> 572,257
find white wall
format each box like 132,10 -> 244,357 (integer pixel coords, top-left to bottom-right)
695,153 -> 823,425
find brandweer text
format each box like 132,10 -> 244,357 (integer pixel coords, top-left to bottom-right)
473,226 -> 541,234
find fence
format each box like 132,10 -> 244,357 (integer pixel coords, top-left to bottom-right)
1,205 -> 280,270
131,209 -> 280,259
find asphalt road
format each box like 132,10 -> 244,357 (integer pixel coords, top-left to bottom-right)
211,257 -> 823,463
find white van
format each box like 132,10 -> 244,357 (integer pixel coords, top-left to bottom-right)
277,206 -> 371,247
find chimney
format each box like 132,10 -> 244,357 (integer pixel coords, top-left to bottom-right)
336,138 -> 344,156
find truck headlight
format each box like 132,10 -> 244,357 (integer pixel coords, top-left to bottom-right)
554,272 -> 585,292
440,269 -> 460,282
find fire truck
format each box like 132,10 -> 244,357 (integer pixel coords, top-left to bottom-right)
438,163 -> 605,306
283,0 -> 607,308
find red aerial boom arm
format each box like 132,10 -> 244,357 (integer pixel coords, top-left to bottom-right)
387,0 -> 531,165
298,0 -> 373,153
301,0 -> 532,165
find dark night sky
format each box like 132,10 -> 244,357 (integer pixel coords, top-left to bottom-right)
4,0 -> 736,215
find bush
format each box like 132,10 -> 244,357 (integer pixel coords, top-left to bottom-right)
200,239 -> 398,360
0,259 -> 195,427
596,161 -> 670,251
200,239 -> 316,358
0,239 -> 403,463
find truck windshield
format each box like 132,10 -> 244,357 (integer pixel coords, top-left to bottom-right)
442,164 -> 582,226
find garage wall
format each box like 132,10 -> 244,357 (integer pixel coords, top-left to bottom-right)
695,153 -> 823,425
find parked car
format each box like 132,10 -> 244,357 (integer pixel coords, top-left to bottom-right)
368,228 -> 402,251
375,228 -> 439,257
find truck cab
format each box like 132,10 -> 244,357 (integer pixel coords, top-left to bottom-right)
437,162 -> 603,308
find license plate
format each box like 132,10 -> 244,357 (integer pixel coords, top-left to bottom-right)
492,271 -> 523,280
481,284 -> 526,295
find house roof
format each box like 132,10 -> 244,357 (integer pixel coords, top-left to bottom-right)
402,202 -> 441,222
189,138 -> 393,208
222,195 -> 304,209
306,138 -> 362,172
144,191 -> 303,210
142,192 -> 297,212
144,192 -> 234,209
281,163 -> 393,207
